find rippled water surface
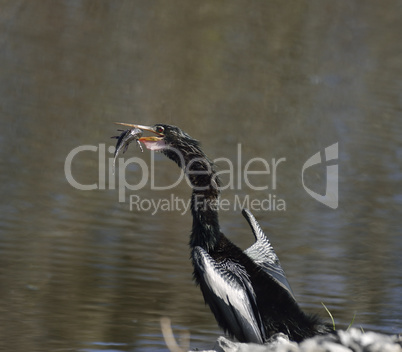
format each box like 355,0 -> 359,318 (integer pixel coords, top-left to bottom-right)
1,2 -> 401,351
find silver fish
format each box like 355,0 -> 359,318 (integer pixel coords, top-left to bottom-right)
111,128 -> 143,173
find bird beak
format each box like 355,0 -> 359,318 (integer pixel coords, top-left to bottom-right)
114,122 -> 163,141
114,122 -> 166,151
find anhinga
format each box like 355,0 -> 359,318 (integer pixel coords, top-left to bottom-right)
115,123 -> 332,343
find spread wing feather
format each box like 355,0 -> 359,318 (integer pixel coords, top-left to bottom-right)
192,246 -> 266,343
242,208 -> 296,302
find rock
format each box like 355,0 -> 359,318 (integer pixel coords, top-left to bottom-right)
193,329 -> 402,352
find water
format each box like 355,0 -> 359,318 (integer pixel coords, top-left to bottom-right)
0,1 -> 401,351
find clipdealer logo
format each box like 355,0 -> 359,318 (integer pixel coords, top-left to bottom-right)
64,142 -> 338,212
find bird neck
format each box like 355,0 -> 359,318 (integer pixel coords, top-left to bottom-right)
163,146 -> 222,252
190,184 -> 221,252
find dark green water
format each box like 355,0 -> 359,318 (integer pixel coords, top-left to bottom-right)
0,1 -> 401,351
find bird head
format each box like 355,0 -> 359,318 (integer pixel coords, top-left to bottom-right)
114,122 -> 203,167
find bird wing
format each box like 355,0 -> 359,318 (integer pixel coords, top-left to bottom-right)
192,246 -> 266,343
242,208 -> 296,302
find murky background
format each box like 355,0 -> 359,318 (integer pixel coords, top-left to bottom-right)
0,1 -> 401,351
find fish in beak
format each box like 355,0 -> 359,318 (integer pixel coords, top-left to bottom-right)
114,122 -> 167,151
111,126 -> 143,173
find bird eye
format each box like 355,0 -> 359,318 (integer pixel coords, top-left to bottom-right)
155,125 -> 164,134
